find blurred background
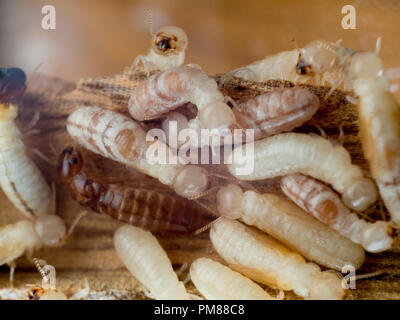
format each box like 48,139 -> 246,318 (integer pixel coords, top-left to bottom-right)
0,0 -> 399,97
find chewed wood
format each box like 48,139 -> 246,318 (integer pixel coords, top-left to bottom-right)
0,70 -> 399,300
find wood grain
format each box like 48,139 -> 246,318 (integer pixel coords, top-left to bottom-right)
0,69 -> 399,300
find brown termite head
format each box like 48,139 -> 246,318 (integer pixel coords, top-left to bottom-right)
28,287 -> 67,300
151,26 -> 188,56
28,287 -> 46,300
296,40 -> 337,76
58,147 -> 84,184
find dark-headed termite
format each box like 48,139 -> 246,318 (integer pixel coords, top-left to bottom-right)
58,147 -> 215,234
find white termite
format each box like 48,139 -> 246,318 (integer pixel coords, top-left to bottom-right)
227,132 -> 378,211
133,26 -> 188,72
114,224 -> 190,300
0,103 -> 52,218
67,106 -> 210,199
281,174 -> 393,253
210,218 -> 345,300
190,257 -> 274,300
216,184 -> 365,270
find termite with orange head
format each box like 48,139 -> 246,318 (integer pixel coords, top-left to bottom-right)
128,65 -> 237,138
66,106 -> 212,200
210,218 -> 345,300
114,225 -> 190,300
190,257 -> 275,300
281,174 -> 393,253
215,184 -> 365,271
133,26 -> 188,73
58,147 -> 215,234
227,132 -> 378,212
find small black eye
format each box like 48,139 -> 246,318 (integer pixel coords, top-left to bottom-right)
157,37 -> 171,51
70,157 -> 78,165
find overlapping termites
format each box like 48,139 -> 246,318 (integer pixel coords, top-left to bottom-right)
1,26 -> 398,300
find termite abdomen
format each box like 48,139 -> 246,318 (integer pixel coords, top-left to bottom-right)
58,147 -> 215,234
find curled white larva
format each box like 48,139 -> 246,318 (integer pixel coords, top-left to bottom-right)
0,221 -> 41,266
240,191 -> 365,270
228,132 -> 377,210
210,218 -> 344,300
67,106 -> 180,185
114,225 -> 189,300
190,258 -> 274,300
0,104 -> 53,218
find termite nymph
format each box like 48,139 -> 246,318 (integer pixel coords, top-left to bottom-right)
58,147 -> 215,234
215,184 -> 365,270
228,132 -> 378,212
281,174 -> 393,253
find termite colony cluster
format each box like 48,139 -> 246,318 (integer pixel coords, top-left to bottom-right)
0,25 -> 399,300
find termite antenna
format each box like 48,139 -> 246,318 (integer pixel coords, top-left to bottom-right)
194,216 -> 223,235
32,258 -> 48,282
376,36 -> 382,56
355,270 -> 383,281
66,210 -> 87,238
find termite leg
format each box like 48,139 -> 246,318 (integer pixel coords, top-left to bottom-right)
311,119 -> 327,138
30,148 -> 52,165
224,96 -> 238,109
66,211 -> 87,238
8,261 -> 16,286
24,111 -> 41,133
338,124 -> 345,146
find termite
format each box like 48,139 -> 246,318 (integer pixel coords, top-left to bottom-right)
190,257 -> 274,300
228,132 -> 378,212
58,147 -> 215,234
128,65 -> 236,135
215,184 -> 365,270
233,87 -> 320,140
0,67 -> 52,218
219,49 -> 310,87
281,174 -> 393,253
67,106 -> 210,199
210,218 -> 345,300
0,214 -> 71,280
114,225 -> 190,300
28,258 -> 89,300
133,26 -> 188,73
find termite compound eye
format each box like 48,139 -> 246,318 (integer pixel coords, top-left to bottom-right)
157,37 -> 172,52
70,157 -> 78,165
296,59 -> 313,75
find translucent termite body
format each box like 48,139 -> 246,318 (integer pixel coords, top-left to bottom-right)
190,257 -> 274,300
114,225 -> 190,300
133,26 -> 188,72
0,216 -> 67,268
352,62 -> 400,226
67,106 -> 210,199
58,147 -> 214,234
210,218 -> 345,300
216,185 -> 365,270
0,67 -> 52,218
228,132 -> 378,211
233,87 -> 319,140
128,65 -> 236,133
281,174 -> 393,253
66,106 -> 179,185
220,50 -> 310,85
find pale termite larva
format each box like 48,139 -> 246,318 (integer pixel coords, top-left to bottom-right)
190,257 -> 274,300
210,218 -> 345,300
352,58 -> 400,226
281,174 -> 393,253
0,67 -> 52,218
67,106 -> 210,199
219,49 -> 310,86
114,225 -> 190,300
216,185 -> 365,270
233,87 -> 320,140
133,26 -> 188,72
128,65 -> 236,135
227,132 -> 378,211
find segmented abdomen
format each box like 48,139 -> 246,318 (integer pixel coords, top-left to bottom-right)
0,121 -> 52,217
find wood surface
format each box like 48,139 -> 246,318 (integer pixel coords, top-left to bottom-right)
0,68 -> 399,300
